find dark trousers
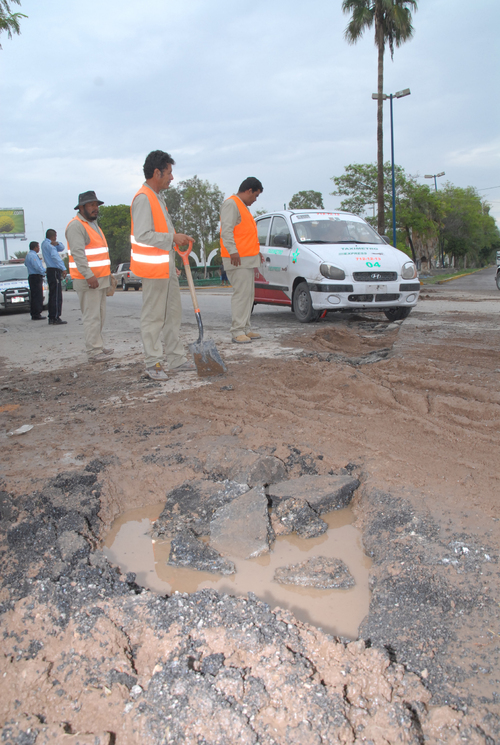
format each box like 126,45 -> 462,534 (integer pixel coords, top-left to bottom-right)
28,274 -> 44,318
46,267 -> 63,320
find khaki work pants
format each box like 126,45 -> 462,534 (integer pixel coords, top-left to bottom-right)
225,266 -> 255,338
141,276 -> 187,369
76,287 -> 107,359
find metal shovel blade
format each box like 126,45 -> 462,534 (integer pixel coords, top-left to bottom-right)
189,339 -> 227,377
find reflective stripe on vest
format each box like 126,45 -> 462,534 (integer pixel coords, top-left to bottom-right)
67,216 -> 111,280
130,186 -> 170,279
220,195 -> 260,259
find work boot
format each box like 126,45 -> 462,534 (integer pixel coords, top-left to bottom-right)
145,362 -> 169,380
90,351 -> 113,363
232,334 -> 251,344
170,360 -> 196,373
245,332 -> 261,340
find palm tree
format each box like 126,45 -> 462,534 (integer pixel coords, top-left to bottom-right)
342,0 -> 417,236
0,0 -> 26,48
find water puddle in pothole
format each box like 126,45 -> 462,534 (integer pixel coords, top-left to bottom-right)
103,503 -> 371,639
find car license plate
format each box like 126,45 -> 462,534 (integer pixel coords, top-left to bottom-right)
10,296 -> 24,303
365,284 -> 387,293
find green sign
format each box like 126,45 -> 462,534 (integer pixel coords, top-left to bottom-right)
0,209 -> 25,234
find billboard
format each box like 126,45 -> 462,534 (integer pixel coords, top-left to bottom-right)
0,209 -> 25,235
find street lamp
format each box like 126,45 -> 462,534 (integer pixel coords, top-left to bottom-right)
372,88 -> 411,248
424,172 -> 446,266
424,172 -> 445,191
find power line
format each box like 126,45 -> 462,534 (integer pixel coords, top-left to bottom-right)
478,185 -> 500,191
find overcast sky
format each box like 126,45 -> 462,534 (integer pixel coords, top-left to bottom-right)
1,0 -> 499,256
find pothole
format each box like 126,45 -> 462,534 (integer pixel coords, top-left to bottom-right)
103,501 -> 371,639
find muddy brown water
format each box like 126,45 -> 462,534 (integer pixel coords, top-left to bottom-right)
103,503 -> 371,639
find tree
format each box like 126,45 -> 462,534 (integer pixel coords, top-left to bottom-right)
0,0 -> 26,48
331,162 -> 440,260
289,191 -> 324,209
97,205 -> 131,268
331,162 -> 380,219
13,249 -> 27,259
342,0 -> 417,235
437,186 -> 500,269
164,176 -> 224,277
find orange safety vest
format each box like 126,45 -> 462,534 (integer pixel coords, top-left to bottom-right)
220,195 -> 260,259
130,186 -> 170,279
67,216 -> 110,280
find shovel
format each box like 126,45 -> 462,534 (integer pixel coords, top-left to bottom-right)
175,242 -> 227,377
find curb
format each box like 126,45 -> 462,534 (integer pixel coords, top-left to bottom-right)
437,270 -> 484,284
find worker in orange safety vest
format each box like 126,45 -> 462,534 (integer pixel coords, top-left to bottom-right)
220,177 -> 264,344
130,150 -> 195,381
65,191 -> 114,363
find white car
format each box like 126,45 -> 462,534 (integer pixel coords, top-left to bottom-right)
254,210 -> 420,322
0,263 -> 49,313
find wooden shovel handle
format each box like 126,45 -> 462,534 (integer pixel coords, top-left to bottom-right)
175,241 -> 199,313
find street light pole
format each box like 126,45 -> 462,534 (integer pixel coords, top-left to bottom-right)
390,94 -> 396,250
372,88 -> 411,248
424,172 -> 445,192
424,172 -> 445,266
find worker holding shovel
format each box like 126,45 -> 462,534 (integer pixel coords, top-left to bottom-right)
130,150 -> 196,381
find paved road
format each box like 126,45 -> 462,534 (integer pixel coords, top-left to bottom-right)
0,285 -> 305,372
1,269 -> 498,373
426,265 -> 498,294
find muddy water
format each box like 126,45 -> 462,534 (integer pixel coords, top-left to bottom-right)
103,504 -> 371,639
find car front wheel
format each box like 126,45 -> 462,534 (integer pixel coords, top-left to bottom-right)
293,282 -> 320,323
496,272 -> 500,290
384,307 -> 412,321
122,279 -> 128,291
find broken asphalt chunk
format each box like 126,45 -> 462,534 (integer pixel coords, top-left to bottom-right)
268,474 -> 359,513
271,497 -> 328,538
274,556 -> 355,589
168,529 -> 236,575
152,479 -> 249,538
210,487 -> 273,559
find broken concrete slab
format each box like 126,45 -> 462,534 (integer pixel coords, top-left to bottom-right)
152,479 -> 249,538
271,497 -> 328,538
274,556 -> 355,589
167,529 -> 235,575
205,447 -> 287,486
210,487 -> 273,559
268,474 -> 359,514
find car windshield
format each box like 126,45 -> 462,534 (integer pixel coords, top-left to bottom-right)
0,265 -> 28,281
292,216 -> 384,245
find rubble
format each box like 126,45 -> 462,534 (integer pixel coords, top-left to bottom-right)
270,496 -> 328,538
167,528 -> 236,575
210,486 -> 274,559
268,473 -> 359,513
274,556 -> 355,589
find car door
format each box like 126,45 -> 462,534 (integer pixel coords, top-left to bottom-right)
260,216 -> 292,304
254,216 -> 271,302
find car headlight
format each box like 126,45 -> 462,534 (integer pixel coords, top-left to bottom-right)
320,263 -> 345,280
401,261 -> 417,279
